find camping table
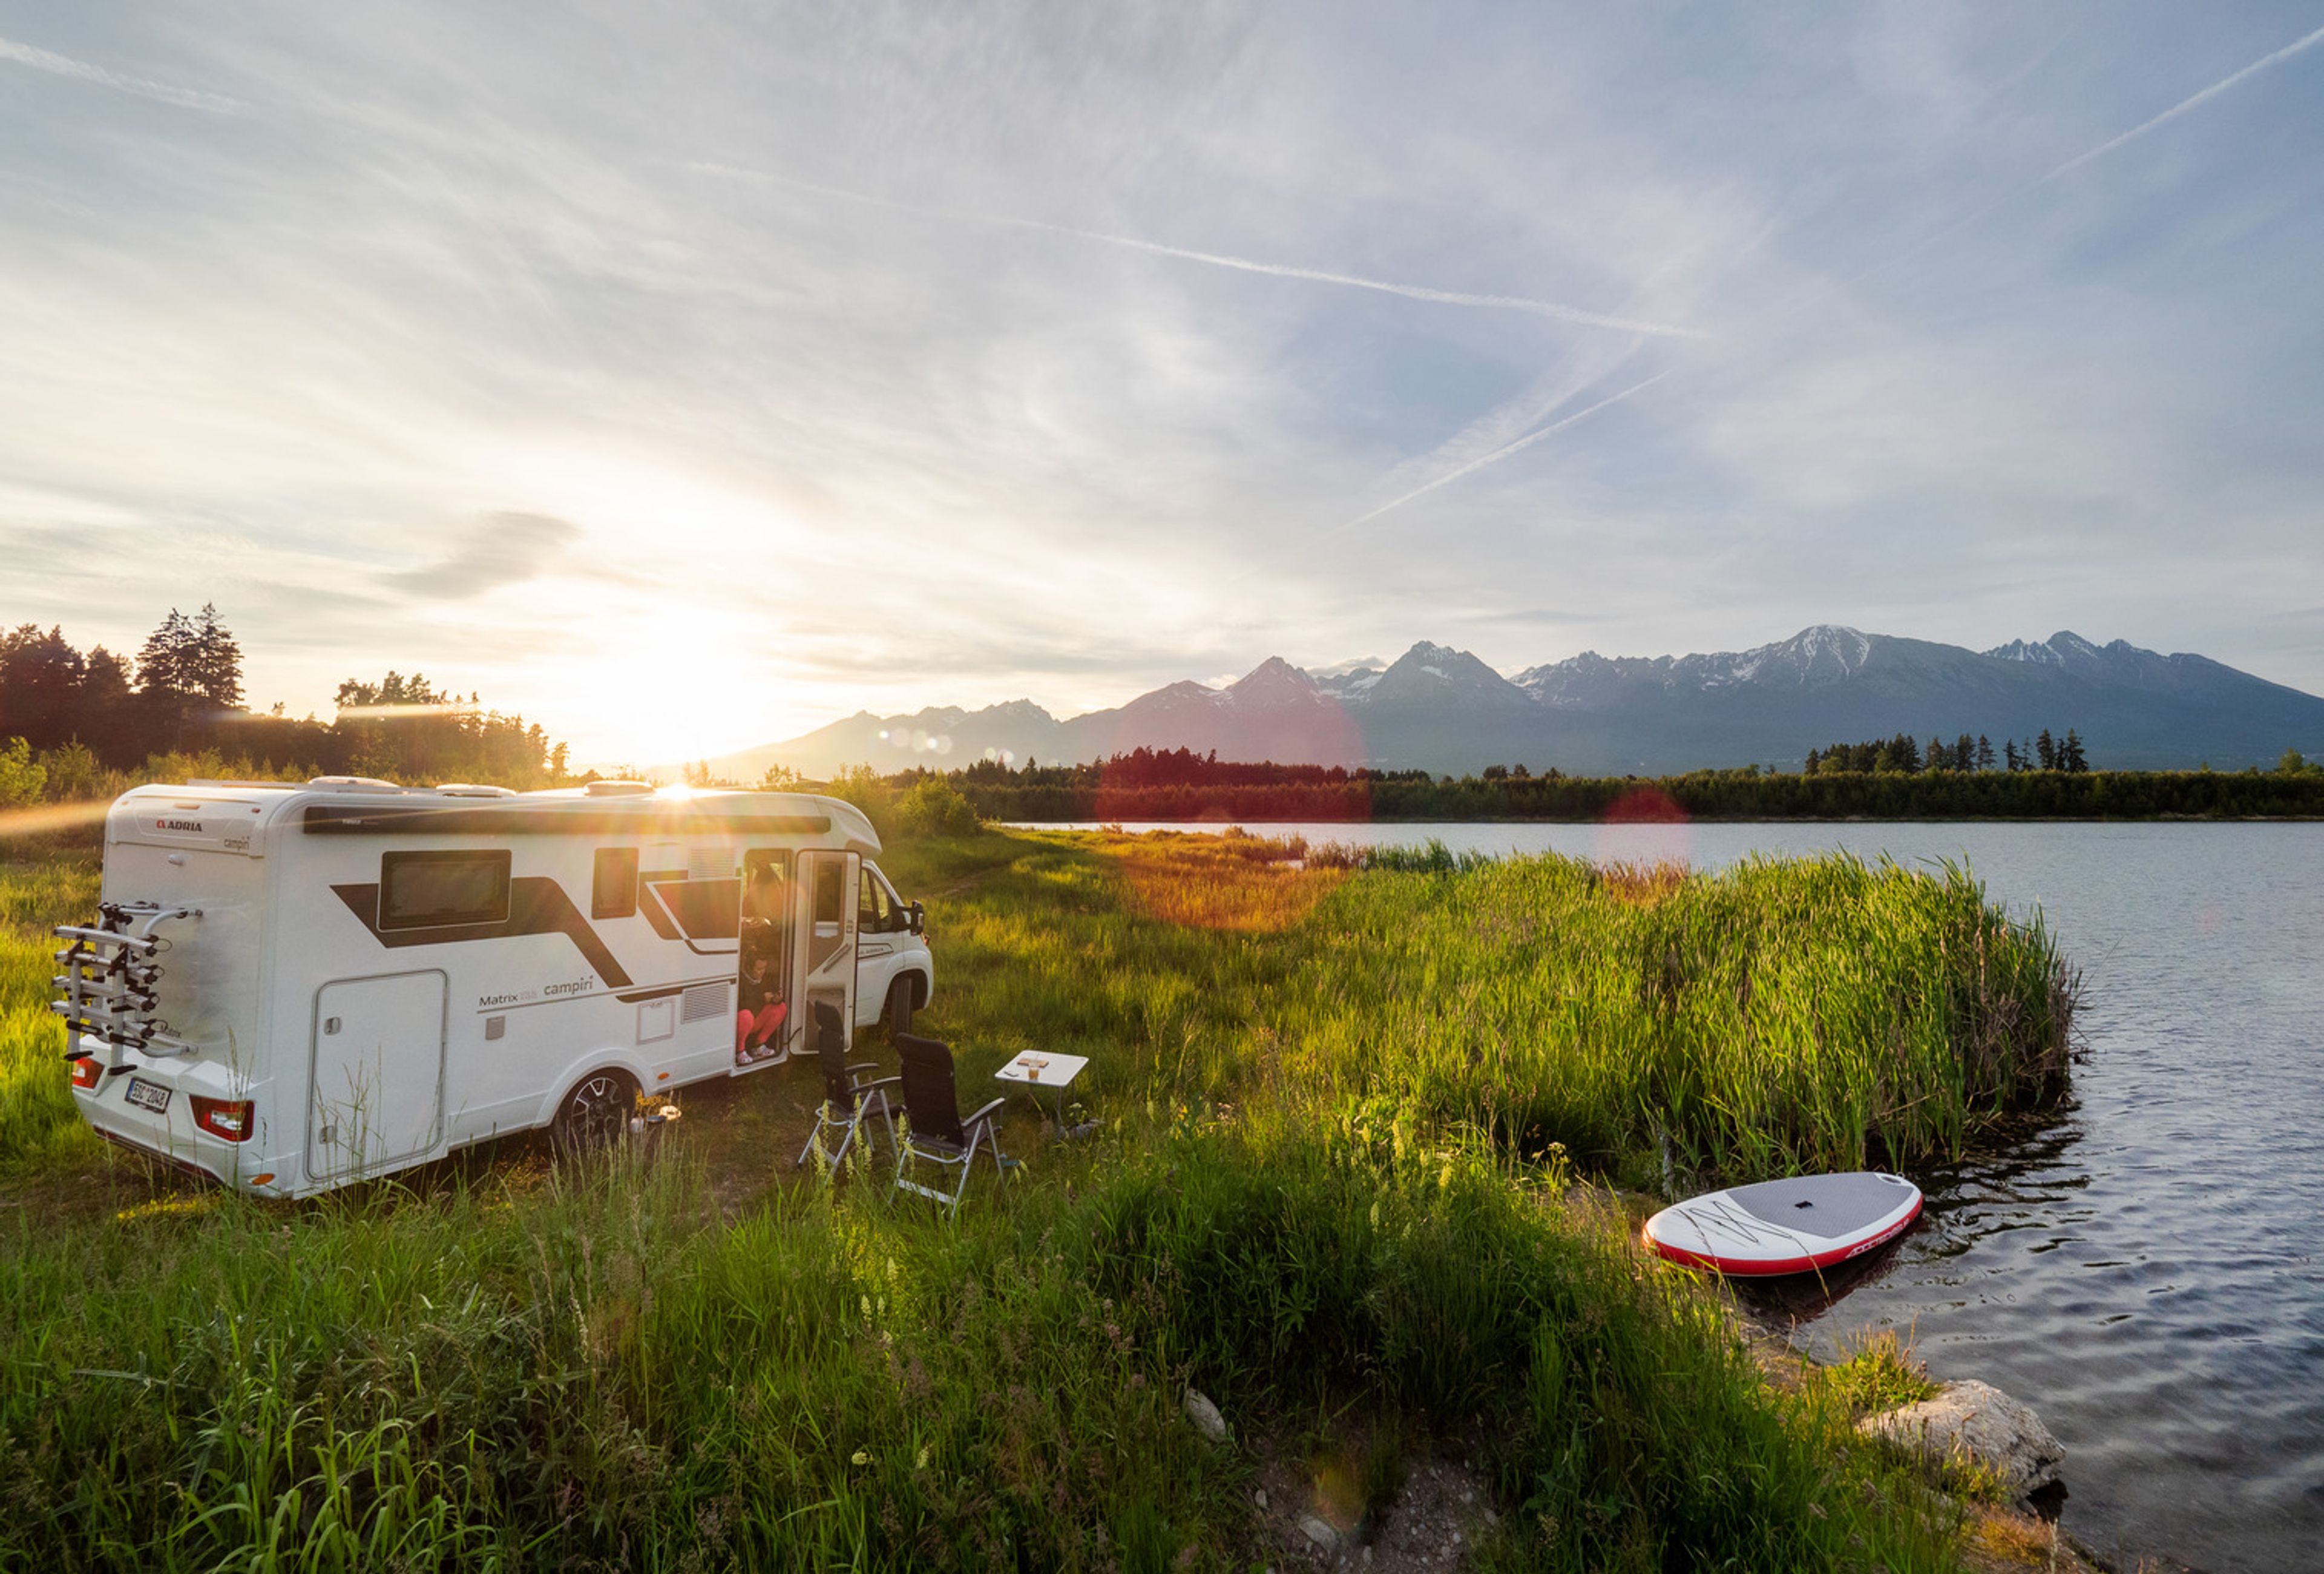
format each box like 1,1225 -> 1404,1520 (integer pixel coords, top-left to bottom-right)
994,1052 -> 1091,1130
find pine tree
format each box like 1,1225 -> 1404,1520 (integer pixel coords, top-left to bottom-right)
1977,734 -> 1995,771
185,604 -> 243,708
2036,729 -> 2057,770
2060,729 -> 2089,772
1955,733 -> 1975,771
1804,748 -> 1822,775
1926,736 -> 1948,771
135,608 -> 197,696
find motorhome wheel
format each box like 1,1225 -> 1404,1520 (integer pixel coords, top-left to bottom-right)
551,1069 -> 638,1154
885,975 -> 916,1038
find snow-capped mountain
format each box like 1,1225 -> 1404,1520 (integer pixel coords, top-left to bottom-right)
695,627 -> 2324,779
1518,625 -> 1886,706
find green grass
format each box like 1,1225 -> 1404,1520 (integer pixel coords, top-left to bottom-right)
1816,1328 -> 1942,1418
0,1131 -> 1961,1572
1,845 -> 102,1171
0,826 -> 2074,1569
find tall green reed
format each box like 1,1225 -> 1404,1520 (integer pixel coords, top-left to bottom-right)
1284,849 -> 2076,1178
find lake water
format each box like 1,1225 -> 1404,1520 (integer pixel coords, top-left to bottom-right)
1029,821 -> 2324,1572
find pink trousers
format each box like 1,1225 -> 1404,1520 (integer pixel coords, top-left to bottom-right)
735,999 -> 787,1059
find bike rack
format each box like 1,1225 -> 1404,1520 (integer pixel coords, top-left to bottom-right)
52,901 -> 203,1065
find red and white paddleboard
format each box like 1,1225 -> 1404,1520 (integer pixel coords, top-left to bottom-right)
1644,1171 -> 1922,1277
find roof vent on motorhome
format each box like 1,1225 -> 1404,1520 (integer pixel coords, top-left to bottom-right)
306,776 -> 404,791
433,783 -> 519,798
583,780 -> 655,797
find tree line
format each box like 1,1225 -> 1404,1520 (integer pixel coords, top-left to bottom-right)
1805,729 -> 2089,775
0,608 -> 571,808
868,747 -> 2324,823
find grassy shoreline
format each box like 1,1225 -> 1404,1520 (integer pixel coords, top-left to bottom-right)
0,828 -> 2079,1570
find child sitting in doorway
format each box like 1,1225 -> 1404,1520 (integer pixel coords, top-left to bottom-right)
735,929 -> 787,1064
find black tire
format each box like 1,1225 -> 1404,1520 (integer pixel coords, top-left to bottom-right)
885,975 -> 917,1038
550,1068 -> 637,1155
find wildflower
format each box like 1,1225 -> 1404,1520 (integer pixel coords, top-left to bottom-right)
852,1449 -> 871,1467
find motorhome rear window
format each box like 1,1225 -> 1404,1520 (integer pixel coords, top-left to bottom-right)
592,848 -> 638,918
379,850 -> 511,930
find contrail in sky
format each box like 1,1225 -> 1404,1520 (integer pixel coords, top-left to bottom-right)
1339,370 -> 1672,532
1222,368 -> 1671,585
994,220 -> 1704,338
691,163 -> 1707,340
1845,21 -> 2324,287
0,35 -> 241,113
2043,22 -> 2324,182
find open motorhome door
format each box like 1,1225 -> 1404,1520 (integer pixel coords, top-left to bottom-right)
796,849 -> 859,1050
735,849 -> 795,1072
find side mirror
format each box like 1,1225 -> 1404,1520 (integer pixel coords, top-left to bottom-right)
908,900 -> 925,937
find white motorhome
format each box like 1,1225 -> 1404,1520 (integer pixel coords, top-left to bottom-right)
53,779 -> 934,1197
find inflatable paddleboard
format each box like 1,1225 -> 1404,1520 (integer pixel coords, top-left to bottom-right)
1644,1171 -> 1922,1277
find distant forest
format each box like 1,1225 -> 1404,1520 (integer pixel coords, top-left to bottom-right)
0,608 -> 570,808
915,745 -> 2324,822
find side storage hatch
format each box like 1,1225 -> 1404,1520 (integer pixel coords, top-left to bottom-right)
307,970 -> 448,1184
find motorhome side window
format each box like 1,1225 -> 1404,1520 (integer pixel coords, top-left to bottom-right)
592,848 -> 638,919
814,861 -> 844,926
859,867 -> 894,932
378,849 -> 511,930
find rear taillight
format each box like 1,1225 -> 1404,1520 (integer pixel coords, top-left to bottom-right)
191,1096 -> 255,1142
70,1056 -> 101,1091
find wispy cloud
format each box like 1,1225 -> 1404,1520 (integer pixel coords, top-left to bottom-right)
2044,22 -> 2324,182
0,34 -> 241,114
386,512 -> 583,600
692,164 -> 1709,340
1457,605 -> 1620,627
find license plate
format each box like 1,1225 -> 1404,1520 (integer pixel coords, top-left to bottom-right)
124,1078 -> 171,1115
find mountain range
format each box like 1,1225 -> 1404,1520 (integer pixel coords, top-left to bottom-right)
701,627 -> 2324,779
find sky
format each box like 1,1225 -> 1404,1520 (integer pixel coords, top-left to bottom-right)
3,3 -> 2322,766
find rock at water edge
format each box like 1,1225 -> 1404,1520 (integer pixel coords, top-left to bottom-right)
1857,1378 -> 2065,1501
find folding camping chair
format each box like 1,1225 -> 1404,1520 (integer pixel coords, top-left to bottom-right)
891,1032 -> 1012,1208
794,1001 -> 899,1174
